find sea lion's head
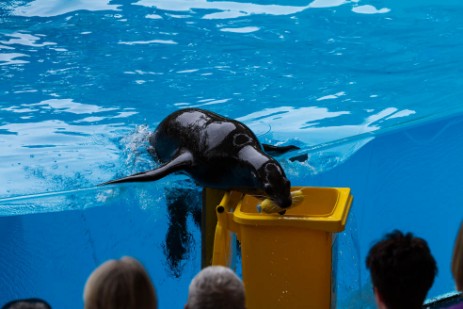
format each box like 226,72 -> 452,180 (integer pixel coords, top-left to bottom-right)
259,161 -> 292,209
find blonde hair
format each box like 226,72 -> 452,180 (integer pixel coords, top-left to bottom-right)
187,266 -> 245,309
452,222 -> 463,291
84,256 -> 157,309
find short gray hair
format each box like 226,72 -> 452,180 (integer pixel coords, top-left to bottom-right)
187,266 -> 245,309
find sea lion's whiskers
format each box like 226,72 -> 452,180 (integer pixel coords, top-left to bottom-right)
247,194 -> 268,200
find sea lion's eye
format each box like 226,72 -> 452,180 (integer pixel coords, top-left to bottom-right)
233,133 -> 250,146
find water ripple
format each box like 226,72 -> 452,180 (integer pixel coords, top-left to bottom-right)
0,53 -> 29,66
11,0 -> 121,17
0,32 -> 56,47
0,97 -> 138,198
239,105 -> 417,173
118,39 -> 178,45
135,0 -> 349,19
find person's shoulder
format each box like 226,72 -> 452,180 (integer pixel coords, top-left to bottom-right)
446,302 -> 463,309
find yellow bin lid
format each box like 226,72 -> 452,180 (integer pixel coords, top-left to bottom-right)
233,186 -> 353,232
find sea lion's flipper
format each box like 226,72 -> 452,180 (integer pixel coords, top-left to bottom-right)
289,153 -> 308,162
262,144 -> 300,156
100,151 -> 193,185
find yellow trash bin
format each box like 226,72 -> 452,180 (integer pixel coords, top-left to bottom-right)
213,186 -> 353,309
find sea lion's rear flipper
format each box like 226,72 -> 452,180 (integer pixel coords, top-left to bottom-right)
100,151 -> 194,185
262,144 -> 300,156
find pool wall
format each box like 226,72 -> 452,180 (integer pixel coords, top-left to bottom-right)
1,113 -> 462,308
304,113 -> 463,307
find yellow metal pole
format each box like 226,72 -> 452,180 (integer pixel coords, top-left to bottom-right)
201,188 -> 225,268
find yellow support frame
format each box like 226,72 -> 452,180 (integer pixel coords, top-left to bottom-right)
204,186 -> 353,309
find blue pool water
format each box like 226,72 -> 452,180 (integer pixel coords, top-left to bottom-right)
1,0 -> 463,308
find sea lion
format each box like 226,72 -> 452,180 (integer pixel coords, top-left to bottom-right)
102,108 -> 296,208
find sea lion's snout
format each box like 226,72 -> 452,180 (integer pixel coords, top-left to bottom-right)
276,179 -> 292,209
263,170 -> 292,209
278,196 -> 293,209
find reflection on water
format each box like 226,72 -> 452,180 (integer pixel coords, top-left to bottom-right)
240,105 -> 416,174
352,5 -> 390,14
0,52 -> 29,65
1,32 -> 56,47
12,0 -> 120,17
0,98 -> 137,199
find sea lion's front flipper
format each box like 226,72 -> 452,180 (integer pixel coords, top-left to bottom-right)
100,151 -> 194,185
262,144 -> 300,156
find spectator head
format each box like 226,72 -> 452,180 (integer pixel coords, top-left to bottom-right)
452,221 -> 463,291
84,256 -> 157,309
2,298 -> 51,309
366,230 -> 437,309
186,266 -> 245,309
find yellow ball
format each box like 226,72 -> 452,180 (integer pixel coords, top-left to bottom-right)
259,190 -> 304,214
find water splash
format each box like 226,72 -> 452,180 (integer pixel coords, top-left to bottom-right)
0,186 -> 117,216
119,124 -> 153,172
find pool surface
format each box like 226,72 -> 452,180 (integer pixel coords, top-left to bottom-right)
1,0 -> 463,308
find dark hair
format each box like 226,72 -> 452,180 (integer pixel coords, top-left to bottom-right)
2,298 -> 51,309
366,230 -> 437,309
452,221 -> 463,290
